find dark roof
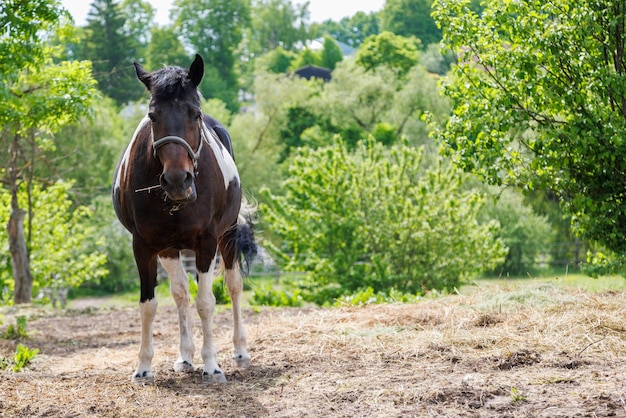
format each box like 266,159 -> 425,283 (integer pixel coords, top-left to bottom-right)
294,65 -> 332,82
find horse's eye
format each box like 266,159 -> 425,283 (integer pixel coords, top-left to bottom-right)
148,112 -> 156,122
194,112 -> 202,121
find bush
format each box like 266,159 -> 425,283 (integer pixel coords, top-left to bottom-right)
250,285 -> 303,307
261,139 -> 506,304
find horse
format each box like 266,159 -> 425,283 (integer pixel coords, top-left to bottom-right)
112,54 -> 256,383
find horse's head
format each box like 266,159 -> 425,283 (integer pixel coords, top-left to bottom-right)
134,55 -> 206,203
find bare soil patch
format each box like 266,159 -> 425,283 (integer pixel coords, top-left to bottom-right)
2,283 -> 626,417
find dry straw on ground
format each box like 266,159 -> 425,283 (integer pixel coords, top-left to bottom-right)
2,282 -> 626,417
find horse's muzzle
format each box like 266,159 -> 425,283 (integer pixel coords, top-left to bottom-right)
160,170 -> 197,203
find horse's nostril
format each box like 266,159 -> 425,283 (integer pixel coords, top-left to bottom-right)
159,173 -> 170,188
184,171 -> 193,188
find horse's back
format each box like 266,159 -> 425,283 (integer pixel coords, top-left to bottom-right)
203,115 -> 234,158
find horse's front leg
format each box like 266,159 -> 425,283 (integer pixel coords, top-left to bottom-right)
196,253 -> 226,383
132,243 -> 159,383
159,252 -> 195,373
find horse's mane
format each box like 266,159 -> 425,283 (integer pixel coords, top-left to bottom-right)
149,66 -> 200,103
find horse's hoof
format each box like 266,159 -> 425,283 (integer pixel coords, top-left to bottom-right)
131,370 -> 154,384
233,354 -> 250,368
173,360 -> 194,373
202,369 -> 227,383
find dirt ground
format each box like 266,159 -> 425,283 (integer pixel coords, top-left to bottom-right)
2,283 -> 626,417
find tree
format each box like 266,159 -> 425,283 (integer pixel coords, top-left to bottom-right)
319,35 -> 343,70
480,189 -> 554,276
0,0 -> 96,303
313,11 -> 380,48
355,32 -> 421,77
431,0 -> 626,271
249,0 -> 309,54
0,182 -> 108,304
227,71 -> 321,192
120,0 -> 155,50
261,140 -> 506,303
256,46 -> 298,73
145,26 -> 189,70
40,97 -> 128,200
78,0 -> 143,105
381,0 -> 442,47
172,0 -> 251,110
321,62 -> 396,135
290,47 -> 321,69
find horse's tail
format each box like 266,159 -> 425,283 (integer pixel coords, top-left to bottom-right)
235,196 -> 257,275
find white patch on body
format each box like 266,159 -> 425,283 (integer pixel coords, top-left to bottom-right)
201,124 -> 239,189
114,116 -> 150,192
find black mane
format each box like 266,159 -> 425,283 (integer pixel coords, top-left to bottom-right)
149,66 -> 200,103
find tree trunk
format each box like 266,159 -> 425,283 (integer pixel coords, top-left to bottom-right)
7,186 -> 33,304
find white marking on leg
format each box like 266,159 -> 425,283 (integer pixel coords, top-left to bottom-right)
133,296 -> 158,383
196,256 -> 226,383
201,124 -> 239,189
225,265 -> 250,368
160,256 -> 195,372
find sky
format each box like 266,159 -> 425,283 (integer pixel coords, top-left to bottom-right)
61,0 -> 386,27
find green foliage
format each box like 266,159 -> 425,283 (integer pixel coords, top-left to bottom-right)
432,0 -> 626,265
480,189 -> 554,276
312,11 -> 380,48
248,0 -> 310,54
356,32 -> 421,76
229,71 -> 322,193
257,47 -> 298,74
334,287 -> 422,306
261,139 -> 506,303
420,42 -> 456,75
319,36 -> 343,70
0,182 -> 108,300
172,0 -> 251,111
83,195 -> 135,294
382,0 -> 442,46
41,96 -> 127,199
372,122 -> 399,146
290,48 -> 322,69
250,285 -> 303,307
145,26 -> 189,71
12,344 -> 39,372
76,0 -> 143,105
212,276 -> 231,305
0,0 -> 62,80
3,316 -> 28,339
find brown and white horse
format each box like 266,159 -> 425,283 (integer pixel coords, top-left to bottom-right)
112,54 -> 256,383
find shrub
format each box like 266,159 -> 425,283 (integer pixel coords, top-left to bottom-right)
261,139 -> 506,303
250,285 -> 303,307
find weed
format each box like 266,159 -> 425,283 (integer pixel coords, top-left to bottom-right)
3,316 -> 29,339
510,386 -> 525,403
12,343 -> 39,372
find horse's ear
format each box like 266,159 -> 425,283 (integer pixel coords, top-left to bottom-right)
189,54 -> 204,87
134,62 -> 151,90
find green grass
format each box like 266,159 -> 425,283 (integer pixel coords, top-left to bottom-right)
469,273 -> 626,293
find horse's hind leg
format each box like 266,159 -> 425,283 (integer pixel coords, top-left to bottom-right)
224,264 -> 250,368
196,252 -> 226,383
160,252 -> 195,373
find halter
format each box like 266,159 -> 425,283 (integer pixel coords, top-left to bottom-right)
152,129 -> 204,175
